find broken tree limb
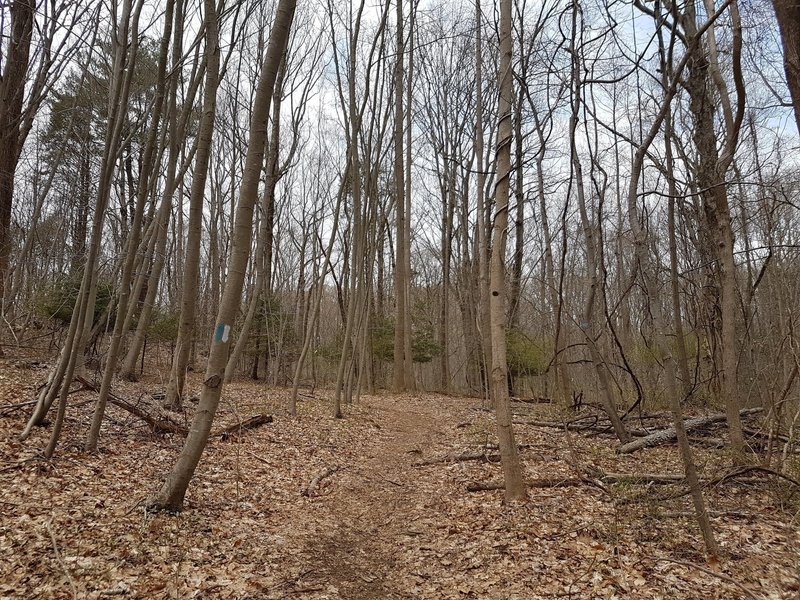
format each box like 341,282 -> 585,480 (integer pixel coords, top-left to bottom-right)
616,408 -> 763,454
466,477 -> 596,492
107,394 -> 188,435
511,396 -> 553,404
413,450 -> 499,466
302,466 -> 340,497
75,376 -> 188,435
217,413 -> 273,440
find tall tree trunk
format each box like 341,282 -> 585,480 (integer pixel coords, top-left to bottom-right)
772,0 -> 800,135
25,0 -> 145,450
150,0 -> 296,512
569,2 -> 630,445
490,0 -> 527,503
0,0 -> 35,304
682,0 -> 746,455
474,0 -> 492,402
225,58 -> 286,383
164,0 -> 221,411
392,0 -> 409,391
403,0 -> 416,392
439,166 -> 453,392
86,0 -> 176,450
617,12 -> 719,557
120,0 -> 193,379
508,91 -> 524,329
531,108 -> 571,406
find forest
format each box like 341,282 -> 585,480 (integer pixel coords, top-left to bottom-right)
1,0 -> 800,596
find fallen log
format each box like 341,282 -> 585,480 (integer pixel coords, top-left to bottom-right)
514,418 -> 651,438
0,399 -> 37,416
217,413 -> 273,440
107,394 -> 188,435
600,472 -> 687,485
413,450 -> 498,466
466,477 -> 592,492
75,376 -> 188,435
616,407 -> 763,454
511,396 -> 553,404
302,466 -> 340,497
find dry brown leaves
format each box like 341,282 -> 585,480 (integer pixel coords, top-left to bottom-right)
0,362 -> 798,599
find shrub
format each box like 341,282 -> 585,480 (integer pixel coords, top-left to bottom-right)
35,275 -> 114,326
370,317 -> 442,363
148,308 -> 180,342
506,328 -> 548,378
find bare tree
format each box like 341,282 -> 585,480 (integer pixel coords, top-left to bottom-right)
150,0 -> 297,512
164,0 -> 223,411
772,0 -> 800,134
490,0 -> 527,502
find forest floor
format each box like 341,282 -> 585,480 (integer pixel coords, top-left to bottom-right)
1,359 -> 799,599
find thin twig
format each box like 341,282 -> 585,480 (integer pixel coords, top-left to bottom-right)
653,557 -> 762,600
46,515 -> 77,599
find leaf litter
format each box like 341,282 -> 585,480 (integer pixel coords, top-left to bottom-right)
0,364 -> 798,599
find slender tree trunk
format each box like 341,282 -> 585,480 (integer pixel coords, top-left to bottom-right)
439,168 -> 453,392
392,0 -> 409,391
150,0 -> 296,512
682,0 -> 746,455
120,0 -> 191,379
164,0 -> 221,411
490,0 -> 527,503
86,0 -> 176,450
290,186 -> 345,414
532,110 -> 571,406
569,2 -> 630,445
28,0 -> 145,451
474,0 -> 492,402
225,60 -> 286,383
403,0 -> 415,392
621,15 -> 719,557
508,91 -> 524,329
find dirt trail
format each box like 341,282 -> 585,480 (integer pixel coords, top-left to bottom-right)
284,396 -> 454,598
2,372 -> 798,599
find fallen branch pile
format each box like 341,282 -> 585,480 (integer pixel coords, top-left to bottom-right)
616,408 -> 763,454
75,376 -> 188,435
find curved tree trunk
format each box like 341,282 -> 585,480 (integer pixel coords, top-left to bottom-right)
86,0 -> 176,450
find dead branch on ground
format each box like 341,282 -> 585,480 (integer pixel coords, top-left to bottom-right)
302,466 -> 341,497
616,408 -> 763,454
217,413 -> 273,440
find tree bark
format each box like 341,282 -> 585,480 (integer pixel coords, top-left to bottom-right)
150,0 -> 296,512
164,0 -> 221,411
489,0 -> 527,503
0,0 -> 35,302
773,0 -> 800,135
